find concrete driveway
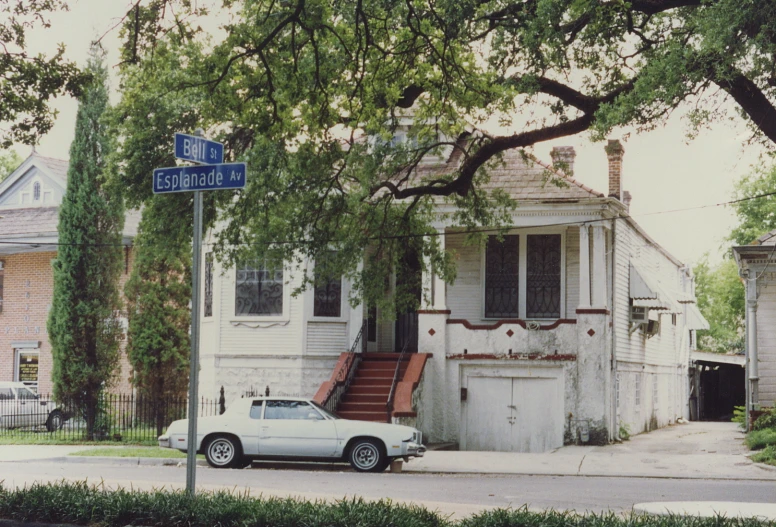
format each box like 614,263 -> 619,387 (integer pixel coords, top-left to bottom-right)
406,421 -> 775,480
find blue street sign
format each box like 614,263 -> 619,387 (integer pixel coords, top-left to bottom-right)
153,163 -> 247,194
175,133 -> 224,165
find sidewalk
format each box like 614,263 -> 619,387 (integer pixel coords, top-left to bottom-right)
2,421 -> 774,480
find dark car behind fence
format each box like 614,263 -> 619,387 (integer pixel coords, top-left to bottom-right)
0,391 -> 224,443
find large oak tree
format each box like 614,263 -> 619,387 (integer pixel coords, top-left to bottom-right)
112,0 -> 776,312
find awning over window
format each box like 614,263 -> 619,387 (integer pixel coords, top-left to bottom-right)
629,263 -> 684,314
684,302 -> 710,331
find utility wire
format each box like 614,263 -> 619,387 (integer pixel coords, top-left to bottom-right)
1,188 -> 775,249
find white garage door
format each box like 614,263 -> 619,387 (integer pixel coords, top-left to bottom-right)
463,375 -> 563,452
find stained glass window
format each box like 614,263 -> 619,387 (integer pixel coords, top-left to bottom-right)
314,252 -> 342,317
204,253 -> 213,317
485,235 -> 519,318
235,261 -> 284,316
526,234 -> 561,318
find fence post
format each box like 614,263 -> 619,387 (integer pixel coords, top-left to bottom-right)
219,386 -> 225,415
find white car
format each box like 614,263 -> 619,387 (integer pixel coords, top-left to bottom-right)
158,396 -> 425,472
0,381 -> 65,431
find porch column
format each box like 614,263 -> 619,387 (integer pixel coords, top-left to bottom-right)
433,229 -> 447,310
421,253 -> 433,310
578,225 -> 591,309
591,224 -> 607,309
349,258 -> 365,347
746,275 -> 760,422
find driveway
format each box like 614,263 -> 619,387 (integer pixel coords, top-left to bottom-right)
406,421 -> 774,480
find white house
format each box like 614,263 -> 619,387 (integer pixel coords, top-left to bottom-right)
734,232 -> 776,427
198,140 -> 707,452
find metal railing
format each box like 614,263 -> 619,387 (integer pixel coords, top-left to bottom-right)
387,318 -> 413,417
322,319 -> 367,414
0,392 -> 222,443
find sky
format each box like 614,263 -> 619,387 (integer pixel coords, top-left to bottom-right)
14,0 -> 771,268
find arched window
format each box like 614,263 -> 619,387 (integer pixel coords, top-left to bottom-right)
32,182 -> 41,201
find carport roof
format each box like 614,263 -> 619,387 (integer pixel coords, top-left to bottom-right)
691,351 -> 745,366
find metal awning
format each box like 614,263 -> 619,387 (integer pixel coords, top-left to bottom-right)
630,263 -> 684,313
685,302 -> 710,331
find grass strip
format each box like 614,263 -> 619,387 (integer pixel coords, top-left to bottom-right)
68,447 -> 191,458
1,482 -> 775,527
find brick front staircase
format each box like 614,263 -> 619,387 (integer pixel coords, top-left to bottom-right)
336,353 -> 410,422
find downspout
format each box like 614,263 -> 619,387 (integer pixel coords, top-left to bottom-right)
609,217 -> 618,440
745,272 -> 759,430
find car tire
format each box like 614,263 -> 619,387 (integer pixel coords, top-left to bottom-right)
348,438 -> 387,472
204,435 -> 242,468
46,410 -> 64,432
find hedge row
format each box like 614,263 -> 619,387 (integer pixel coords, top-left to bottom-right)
0,482 -> 773,527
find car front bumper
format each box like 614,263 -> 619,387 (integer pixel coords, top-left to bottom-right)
158,436 -> 171,449
405,442 -> 425,457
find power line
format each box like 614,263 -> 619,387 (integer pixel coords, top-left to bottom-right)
1,188 -> 775,249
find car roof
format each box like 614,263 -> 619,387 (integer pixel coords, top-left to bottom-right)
243,396 -> 311,402
0,381 -> 28,388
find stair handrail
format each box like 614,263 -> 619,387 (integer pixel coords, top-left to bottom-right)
387,319 -> 412,418
322,319 -> 366,414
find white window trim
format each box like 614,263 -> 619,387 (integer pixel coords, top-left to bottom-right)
230,264 -> 291,323
480,228 -> 566,321
304,255 -> 350,323
14,348 -> 40,392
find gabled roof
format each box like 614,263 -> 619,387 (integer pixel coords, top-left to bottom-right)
0,207 -> 59,237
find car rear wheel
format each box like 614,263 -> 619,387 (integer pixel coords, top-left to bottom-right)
204,435 -> 242,468
348,438 -> 388,472
46,410 -> 64,432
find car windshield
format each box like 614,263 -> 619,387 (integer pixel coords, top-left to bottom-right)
310,401 -> 339,420
16,387 -> 38,400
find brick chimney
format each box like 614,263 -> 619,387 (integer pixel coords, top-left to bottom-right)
606,139 -> 624,200
550,146 -> 576,176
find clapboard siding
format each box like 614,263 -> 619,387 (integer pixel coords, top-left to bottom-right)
757,287 -> 776,406
613,221 -> 687,368
306,322 -> 348,355
447,232 -> 483,320
218,267 -> 305,355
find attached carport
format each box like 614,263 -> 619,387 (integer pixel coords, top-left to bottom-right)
689,351 -> 745,421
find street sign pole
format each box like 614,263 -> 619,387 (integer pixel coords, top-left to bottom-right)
154,129 -> 240,496
186,188 -> 203,495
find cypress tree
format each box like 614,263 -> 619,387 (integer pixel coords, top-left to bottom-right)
48,46 -> 124,440
125,196 -> 191,435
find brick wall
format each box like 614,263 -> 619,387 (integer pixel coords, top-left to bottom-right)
0,249 -> 135,395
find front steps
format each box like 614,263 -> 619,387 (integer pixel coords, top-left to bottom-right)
336,353 -> 410,422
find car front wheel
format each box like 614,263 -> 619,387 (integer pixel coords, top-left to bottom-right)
204,435 -> 243,468
348,438 -> 388,472
46,410 -> 64,432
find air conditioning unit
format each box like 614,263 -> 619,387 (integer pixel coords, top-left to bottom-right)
630,306 -> 647,323
645,319 -> 661,338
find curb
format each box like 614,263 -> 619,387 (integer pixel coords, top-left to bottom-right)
40,456 -> 776,480
50,456 -> 208,467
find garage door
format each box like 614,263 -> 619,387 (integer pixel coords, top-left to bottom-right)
463,376 -> 563,452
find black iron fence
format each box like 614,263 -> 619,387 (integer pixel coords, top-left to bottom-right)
0,391 -> 224,443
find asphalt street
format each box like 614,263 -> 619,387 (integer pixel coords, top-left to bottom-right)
0,459 -> 774,517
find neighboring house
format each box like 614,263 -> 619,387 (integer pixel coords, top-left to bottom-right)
198,140 -> 708,452
0,153 -> 138,394
733,231 -> 776,423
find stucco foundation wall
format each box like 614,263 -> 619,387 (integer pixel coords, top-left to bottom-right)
439,358 -> 577,446
445,321 -> 578,357
616,363 -> 688,434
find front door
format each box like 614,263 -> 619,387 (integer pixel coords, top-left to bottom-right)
258,400 -> 338,457
394,248 -> 421,353
464,375 -> 563,452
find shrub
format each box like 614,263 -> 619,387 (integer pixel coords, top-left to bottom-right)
752,406 -> 776,431
745,428 -> 776,450
751,445 -> 776,466
732,405 -> 747,430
